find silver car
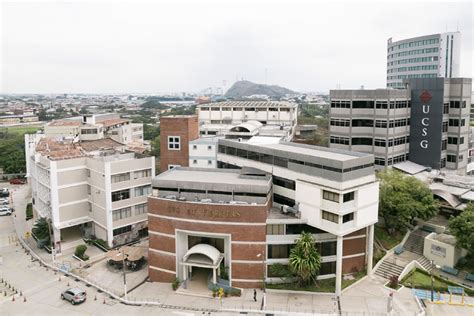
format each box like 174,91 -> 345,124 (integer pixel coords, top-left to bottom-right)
61,287 -> 86,305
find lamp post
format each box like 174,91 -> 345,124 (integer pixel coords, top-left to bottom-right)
256,249 -> 266,310
430,260 -> 434,302
121,248 -> 129,299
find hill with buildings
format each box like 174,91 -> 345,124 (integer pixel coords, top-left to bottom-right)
225,80 -> 295,98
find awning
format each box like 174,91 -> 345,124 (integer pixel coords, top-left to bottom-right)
182,244 -> 222,267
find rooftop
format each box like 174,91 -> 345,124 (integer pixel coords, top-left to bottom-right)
47,120 -> 81,127
98,118 -> 129,128
198,100 -> 297,108
35,137 -> 125,160
153,167 -> 271,187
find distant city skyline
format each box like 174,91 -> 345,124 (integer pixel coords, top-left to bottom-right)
1,1 -> 472,94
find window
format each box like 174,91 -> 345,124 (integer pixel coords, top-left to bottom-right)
112,207 -> 132,221
330,136 -> 350,145
113,225 -> 132,236
273,176 -> 296,190
208,145 -> 212,150
323,190 -> 339,203
320,241 -> 337,256
449,101 -> 460,108
443,103 -> 449,114
351,138 -> 373,146
134,185 -> 151,197
81,129 -> 98,134
447,155 -> 457,163
268,244 -> 290,259
86,169 -> 91,177
459,155 -> 464,162
286,224 -> 325,234
343,192 -> 354,203
322,210 -> 339,223
111,189 -> 130,202
134,169 -> 152,179
111,172 -> 130,183
207,160 -> 212,165
193,145 -> 197,149
343,212 -> 354,223
168,136 -> 180,150
442,121 -> 448,132
448,137 -> 458,145
193,160 -> 197,164
135,203 -> 147,215
320,262 -> 336,275
273,193 -> 295,207
352,101 -> 374,109
442,139 -> 447,150
266,224 -> 285,235
168,164 -> 180,170
87,185 -> 91,195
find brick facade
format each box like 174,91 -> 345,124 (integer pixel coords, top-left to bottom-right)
148,196 -> 269,287
159,116 -> 198,172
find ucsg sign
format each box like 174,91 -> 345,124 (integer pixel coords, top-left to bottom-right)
408,79 -> 444,169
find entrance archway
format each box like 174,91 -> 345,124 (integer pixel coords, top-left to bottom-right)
181,244 -> 224,285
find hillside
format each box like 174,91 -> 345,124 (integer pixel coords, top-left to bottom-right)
225,80 -> 296,98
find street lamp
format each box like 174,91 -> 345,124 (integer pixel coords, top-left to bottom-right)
256,249 -> 266,310
121,248 -> 129,299
430,260 -> 434,302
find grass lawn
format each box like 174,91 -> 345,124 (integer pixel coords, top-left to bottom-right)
342,270 -> 366,289
0,126 -> 41,135
266,278 -> 335,293
401,269 -> 474,296
374,225 -> 404,250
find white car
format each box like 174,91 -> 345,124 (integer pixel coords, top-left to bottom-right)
0,209 -> 12,216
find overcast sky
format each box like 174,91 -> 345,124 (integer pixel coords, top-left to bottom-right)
1,1 -> 472,94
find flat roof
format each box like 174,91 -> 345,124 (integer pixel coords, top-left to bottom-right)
258,142 -> 370,162
153,167 -> 271,187
198,100 -> 297,108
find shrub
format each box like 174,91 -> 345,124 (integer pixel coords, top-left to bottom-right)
26,203 -> 33,220
75,244 -> 88,260
388,275 -> 399,289
171,278 -> 180,291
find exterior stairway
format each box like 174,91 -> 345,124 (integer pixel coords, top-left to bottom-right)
374,260 -> 405,280
416,255 -> 433,272
403,229 -> 428,255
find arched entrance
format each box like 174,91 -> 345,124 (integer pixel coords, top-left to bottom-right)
181,244 -> 224,285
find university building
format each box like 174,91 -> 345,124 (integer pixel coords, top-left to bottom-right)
148,137 -> 378,295
25,117 -> 154,254
387,32 -> 461,88
329,78 -> 472,173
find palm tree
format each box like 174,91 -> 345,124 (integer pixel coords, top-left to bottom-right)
288,232 -> 321,286
32,217 -> 52,248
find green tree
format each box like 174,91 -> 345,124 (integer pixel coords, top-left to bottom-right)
378,169 -> 438,234
448,204 -> 474,255
151,134 -> 161,157
32,217 -> 52,248
288,232 -> 321,286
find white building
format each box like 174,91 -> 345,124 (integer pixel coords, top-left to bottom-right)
197,100 -> 298,140
216,137 -> 379,295
25,116 -> 153,254
387,32 -> 461,88
188,136 -> 220,168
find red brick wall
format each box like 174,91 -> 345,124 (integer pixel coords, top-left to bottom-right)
159,116 -> 199,172
342,228 -> 367,273
148,197 -> 269,287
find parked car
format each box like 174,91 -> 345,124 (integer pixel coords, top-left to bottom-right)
61,288 -> 86,305
0,198 -> 9,204
9,178 -> 26,185
0,209 -> 12,216
0,189 -> 9,197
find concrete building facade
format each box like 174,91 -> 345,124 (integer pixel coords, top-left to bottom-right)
329,78 -> 472,174
387,32 -> 461,88
25,137 -> 155,253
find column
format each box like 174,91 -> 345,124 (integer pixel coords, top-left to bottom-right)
213,268 -> 217,284
182,265 -> 187,281
335,235 -> 343,296
367,225 -> 374,275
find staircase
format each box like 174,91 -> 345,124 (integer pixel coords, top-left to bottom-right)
416,255 -> 433,272
403,229 -> 429,255
374,260 -> 405,280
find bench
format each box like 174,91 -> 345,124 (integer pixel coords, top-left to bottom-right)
441,265 -> 459,276
394,245 -> 404,255
421,225 -> 436,233
465,273 -> 474,282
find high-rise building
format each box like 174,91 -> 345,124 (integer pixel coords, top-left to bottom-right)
329,78 -> 472,174
387,32 -> 461,88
